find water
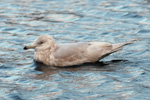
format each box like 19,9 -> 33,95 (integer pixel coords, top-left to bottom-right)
0,0 -> 150,99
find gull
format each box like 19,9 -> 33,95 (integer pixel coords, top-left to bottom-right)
24,35 -> 133,67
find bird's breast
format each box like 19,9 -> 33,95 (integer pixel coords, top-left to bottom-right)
34,51 -> 52,65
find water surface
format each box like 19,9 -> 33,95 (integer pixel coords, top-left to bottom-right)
0,0 -> 150,99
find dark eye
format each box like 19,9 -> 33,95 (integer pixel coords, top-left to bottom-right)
39,41 -> 44,44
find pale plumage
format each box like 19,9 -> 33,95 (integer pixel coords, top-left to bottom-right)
24,35 -> 133,67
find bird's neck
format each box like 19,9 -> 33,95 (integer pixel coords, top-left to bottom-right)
34,49 -> 51,65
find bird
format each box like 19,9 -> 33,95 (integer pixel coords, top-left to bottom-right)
24,35 -> 134,67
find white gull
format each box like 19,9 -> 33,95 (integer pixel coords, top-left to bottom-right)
24,35 -> 133,67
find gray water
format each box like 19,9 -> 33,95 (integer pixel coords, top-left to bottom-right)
0,0 -> 150,100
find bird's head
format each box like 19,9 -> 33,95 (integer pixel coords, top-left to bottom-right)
24,35 -> 55,51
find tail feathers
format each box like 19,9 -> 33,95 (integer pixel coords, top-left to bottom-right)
112,43 -> 130,52
123,39 -> 137,45
99,39 -> 137,60
112,39 -> 137,52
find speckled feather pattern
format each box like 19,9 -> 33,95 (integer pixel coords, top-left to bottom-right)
24,35 -> 133,67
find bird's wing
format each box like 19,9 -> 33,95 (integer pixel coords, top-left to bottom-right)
86,42 -> 112,61
53,42 -> 90,59
53,42 -> 113,62
53,42 -> 132,63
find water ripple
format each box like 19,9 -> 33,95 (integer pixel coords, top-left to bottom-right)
0,0 -> 150,99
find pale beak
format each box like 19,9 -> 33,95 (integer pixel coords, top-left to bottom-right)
24,45 -> 36,50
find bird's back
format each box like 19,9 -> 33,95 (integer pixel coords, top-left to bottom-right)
52,42 -> 115,66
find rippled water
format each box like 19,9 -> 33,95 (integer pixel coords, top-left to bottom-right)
0,0 -> 150,99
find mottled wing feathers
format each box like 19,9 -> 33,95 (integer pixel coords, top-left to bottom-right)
53,42 -> 114,63
53,43 -> 89,59
51,41 -> 133,66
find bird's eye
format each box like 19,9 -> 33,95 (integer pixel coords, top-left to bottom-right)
39,41 -> 44,44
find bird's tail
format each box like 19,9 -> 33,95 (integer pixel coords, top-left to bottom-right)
99,39 -> 137,60
112,39 -> 137,52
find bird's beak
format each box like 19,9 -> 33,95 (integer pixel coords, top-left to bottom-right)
24,45 -> 36,50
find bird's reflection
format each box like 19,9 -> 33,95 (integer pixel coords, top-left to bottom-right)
33,59 -> 128,80
34,61 -> 109,71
